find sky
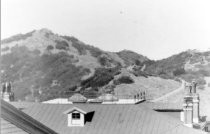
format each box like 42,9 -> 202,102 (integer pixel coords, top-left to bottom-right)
1,0 -> 210,60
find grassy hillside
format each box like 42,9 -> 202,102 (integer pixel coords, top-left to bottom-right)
1,28 -> 209,101
1,29 -> 149,101
144,50 -> 210,87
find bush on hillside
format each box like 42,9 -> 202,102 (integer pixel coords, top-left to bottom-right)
132,70 -> 148,78
135,60 -> 142,66
173,68 -> 186,76
114,76 -> 134,85
81,67 -> 120,88
55,40 -> 69,50
98,56 -> 111,66
46,45 -> 54,51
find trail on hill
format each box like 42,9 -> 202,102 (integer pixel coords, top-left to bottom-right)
151,79 -> 185,102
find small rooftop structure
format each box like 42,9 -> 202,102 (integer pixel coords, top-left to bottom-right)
68,93 -> 87,103
97,93 -> 118,102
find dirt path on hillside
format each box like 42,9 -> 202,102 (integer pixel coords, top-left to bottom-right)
151,80 -> 185,102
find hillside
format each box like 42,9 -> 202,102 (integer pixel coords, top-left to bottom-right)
1,28 -> 209,101
144,50 -> 210,87
0,29 -> 150,101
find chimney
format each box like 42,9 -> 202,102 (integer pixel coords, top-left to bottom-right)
183,96 -> 193,127
1,82 -> 14,102
192,81 -> 200,123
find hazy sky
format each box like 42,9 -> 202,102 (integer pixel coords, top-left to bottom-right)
2,0 -> 210,60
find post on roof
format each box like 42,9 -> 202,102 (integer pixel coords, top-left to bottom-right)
143,91 -> 146,100
2,83 -> 6,92
192,80 -> 197,93
137,93 -> 139,100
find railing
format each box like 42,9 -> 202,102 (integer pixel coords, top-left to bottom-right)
44,91 -> 148,102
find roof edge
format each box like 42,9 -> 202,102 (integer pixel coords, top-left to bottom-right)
63,106 -> 87,114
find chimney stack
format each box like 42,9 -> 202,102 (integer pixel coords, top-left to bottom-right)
1,82 -> 14,102
182,81 -> 200,127
192,81 -> 200,123
183,96 -> 193,127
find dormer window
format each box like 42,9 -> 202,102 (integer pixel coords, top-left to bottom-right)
64,107 -> 87,127
72,113 -> 80,119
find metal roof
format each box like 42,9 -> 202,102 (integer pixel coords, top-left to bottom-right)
20,103 -> 205,134
1,118 -> 28,134
140,102 -> 183,111
1,100 -> 58,134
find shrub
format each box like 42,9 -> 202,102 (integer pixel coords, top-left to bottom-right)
98,56 -> 110,66
135,60 -> 142,66
46,45 -> 54,51
68,85 -> 77,91
132,70 -> 148,78
81,67 -> 120,88
114,76 -> 134,85
173,68 -> 186,76
55,40 -> 69,50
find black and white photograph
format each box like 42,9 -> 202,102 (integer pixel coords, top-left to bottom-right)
1,0 -> 210,133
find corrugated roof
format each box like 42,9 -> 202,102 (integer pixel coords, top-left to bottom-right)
9,101 -> 39,109
1,100 -> 58,134
1,118 -> 28,134
140,102 -> 183,111
21,103 -> 205,134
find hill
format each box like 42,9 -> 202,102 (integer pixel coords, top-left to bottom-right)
1,28 -> 209,101
143,50 -> 210,88
0,29 -> 150,101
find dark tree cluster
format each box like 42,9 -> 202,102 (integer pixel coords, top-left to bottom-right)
55,40 -> 69,50
81,67 -> 120,89
113,76 -> 134,85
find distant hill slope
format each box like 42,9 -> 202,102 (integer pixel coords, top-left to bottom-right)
0,28 -> 150,101
144,50 -> 210,87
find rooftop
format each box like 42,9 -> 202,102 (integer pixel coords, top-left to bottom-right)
10,102 -> 205,134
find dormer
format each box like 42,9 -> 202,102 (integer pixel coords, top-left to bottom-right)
64,107 -> 87,127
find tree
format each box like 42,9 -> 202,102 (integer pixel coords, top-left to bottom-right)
46,45 -> 54,51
